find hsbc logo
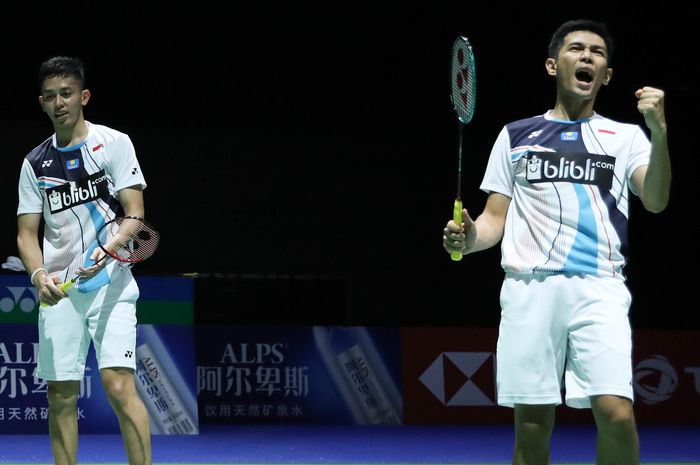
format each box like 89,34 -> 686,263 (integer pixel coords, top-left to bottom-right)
419,352 -> 496,406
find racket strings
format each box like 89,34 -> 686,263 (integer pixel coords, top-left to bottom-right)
98,218 -> 160,263
452,68 -> 475,118
450,37 -> 476,124
129,227 -> 159,261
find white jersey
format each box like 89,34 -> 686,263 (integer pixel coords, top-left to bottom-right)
480,111 -> 650,278
17,122 -> 147,292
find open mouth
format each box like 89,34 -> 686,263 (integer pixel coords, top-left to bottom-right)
575,69 -> 594,83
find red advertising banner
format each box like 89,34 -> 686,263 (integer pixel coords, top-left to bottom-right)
401,327 -> 699,425
631,330 -> 700,424
401,327 -> 510,424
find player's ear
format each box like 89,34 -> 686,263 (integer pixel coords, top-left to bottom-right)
602,67 -> 613,86
81,89 -> 91,106
38,95 -> 45,111
545,58 -> 557,76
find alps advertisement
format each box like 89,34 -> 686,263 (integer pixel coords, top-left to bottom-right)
0,274 -> 198,434
196,325 -> 403,425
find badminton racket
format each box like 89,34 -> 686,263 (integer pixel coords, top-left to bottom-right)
41,216 -> 159,305
449,36 -> 477,261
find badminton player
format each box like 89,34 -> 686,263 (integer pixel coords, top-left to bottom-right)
16,56 -> 152,465
443,19 -> 671,464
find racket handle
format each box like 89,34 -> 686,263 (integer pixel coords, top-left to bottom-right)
451,199 -> 463,261
39,280 -> 75,308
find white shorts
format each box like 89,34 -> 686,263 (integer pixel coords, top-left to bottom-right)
37,270 -> 140,381
496,273 -> 633,409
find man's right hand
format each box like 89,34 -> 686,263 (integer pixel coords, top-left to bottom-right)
443,209 -> 476,256
35,273 -> 68,307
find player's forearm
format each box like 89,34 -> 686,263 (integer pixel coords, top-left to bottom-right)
118,186 -> 145,219
466,214 -> 505,254
641,130 -> 671,213
17,233 -> 46,281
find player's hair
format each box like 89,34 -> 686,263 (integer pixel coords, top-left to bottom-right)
548,19 -> 614,65
38,56 -> 86,90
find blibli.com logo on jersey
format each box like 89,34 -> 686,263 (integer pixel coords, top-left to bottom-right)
526,151 -> 615,188
46,170 -> 109,213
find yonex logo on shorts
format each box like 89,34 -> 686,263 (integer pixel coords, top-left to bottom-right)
125,351 -> 133,358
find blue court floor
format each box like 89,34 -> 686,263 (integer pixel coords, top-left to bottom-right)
1,424 -> 698,464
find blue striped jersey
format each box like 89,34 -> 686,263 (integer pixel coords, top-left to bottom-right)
480,112 -> 651,278
17,122 -> 147,289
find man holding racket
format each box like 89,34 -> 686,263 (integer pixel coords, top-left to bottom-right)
16,56 -> 152,465
443,20 -> 670,465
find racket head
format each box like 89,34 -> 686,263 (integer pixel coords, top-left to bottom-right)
450,36 -> 476,124
97,216 -> 160,263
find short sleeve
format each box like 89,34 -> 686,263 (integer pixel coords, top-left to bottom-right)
626,127 -> 651,196
479,126 -> 513,198
110,133 -> 147,192
17,159 -> 43,215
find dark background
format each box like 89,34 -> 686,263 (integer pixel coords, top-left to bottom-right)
1,4 -> 696,328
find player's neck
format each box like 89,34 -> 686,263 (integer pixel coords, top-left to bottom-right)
551,96 -> 596,122
55,117 -> 89,148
